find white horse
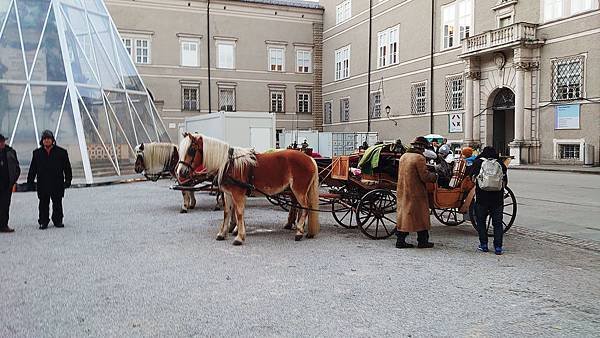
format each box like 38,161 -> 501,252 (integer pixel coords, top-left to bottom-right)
134,142 -> 197,213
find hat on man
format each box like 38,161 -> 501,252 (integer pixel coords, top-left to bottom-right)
411,136 -> 429,148
39,129 -> 56,145
0,134 -> 6,141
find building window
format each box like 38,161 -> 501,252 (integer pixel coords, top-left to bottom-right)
445,75 -> 464,111
135,39 -> 150,64
377,25 -> 399,68
121,35 -> 151,64
335,45 -> 350,81
219,88 -> 235,111
498,15 -> 513,28
182,87 -> 199,111
411,81 -> 427,114
268,47 -> 284,72
552,56 -> 584,101
340,98 -> 350,122
270,90 -> 285,113
122,38 -> 132,58
543,0 -> 598,21
217,41 -> 235,69
324,102 -> 332,124
296,49 -> 312,73
297,92 -> 311,113
336,0 -> 352,24
370,92 -> 381,119
571,0 -> 596,14
181,39 -> 200,67
441,0 -> 472,49
559,144 -> 581,159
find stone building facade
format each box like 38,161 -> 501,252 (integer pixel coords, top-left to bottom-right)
321,0 -> 600,165
106,0 -> 323,143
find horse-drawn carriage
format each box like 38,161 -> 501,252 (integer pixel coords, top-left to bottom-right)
267,146 -> 517,240
138,134 -> 517,244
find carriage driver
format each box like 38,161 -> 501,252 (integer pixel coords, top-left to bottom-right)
395,136 -> 437,249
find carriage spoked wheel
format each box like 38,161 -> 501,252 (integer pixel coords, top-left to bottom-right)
331,188 -> 361,229
356,189 -> 397,240
469,186 -> 517,236
267,192 -> 293,212
432,207 -> 466,226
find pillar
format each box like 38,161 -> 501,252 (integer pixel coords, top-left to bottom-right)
514,67 -> 525,142
464,76 -> 474,144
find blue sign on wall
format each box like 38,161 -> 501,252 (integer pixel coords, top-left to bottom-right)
555,104 -> 580,129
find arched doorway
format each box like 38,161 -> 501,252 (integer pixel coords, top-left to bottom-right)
491,88 -> 515,156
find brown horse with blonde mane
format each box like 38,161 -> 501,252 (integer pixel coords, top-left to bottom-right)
176,133 -> 320,245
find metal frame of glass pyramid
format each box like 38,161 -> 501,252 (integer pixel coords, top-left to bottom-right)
0,0 -> 170,183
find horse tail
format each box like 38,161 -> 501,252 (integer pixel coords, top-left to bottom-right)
307,158 -> 320,237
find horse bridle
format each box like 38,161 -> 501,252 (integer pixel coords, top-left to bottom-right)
177,135 -> 202,177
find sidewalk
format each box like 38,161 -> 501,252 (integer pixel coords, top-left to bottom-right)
509,164 -> 600,175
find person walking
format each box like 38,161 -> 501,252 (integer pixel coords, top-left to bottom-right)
27,130 -> 72,230
0,134 -> 20,233
395,136 -> 437,249
471,146 -> 508,255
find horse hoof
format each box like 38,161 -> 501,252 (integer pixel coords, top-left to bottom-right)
180,209 -> 187,214
216,235 -> 225,241
213,207 -> 220,211
306,234 -> 315,239
232,240 -> 243,246
283,224 -> 293,230
232,230 -> 238,237
295,234 -> 303,241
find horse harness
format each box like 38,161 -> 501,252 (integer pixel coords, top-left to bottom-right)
221,147 -> 257,197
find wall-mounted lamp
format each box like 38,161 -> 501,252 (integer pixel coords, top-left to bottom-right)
385,105 -> 397,126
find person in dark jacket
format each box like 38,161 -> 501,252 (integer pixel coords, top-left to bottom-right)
470,146 -> 508,255
0,134 -> 20,233
27,130 -> 72,230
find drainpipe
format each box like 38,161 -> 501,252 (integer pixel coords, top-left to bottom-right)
429,0 -> 435,133
366,0 -> 373,132
207,0 -> 212,113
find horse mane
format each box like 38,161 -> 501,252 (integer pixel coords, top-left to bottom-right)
141,142 -> 176,174
185,133 -> 256,184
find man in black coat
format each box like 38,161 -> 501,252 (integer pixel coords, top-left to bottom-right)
27,130 -> 72,230
0,134 -> 20,233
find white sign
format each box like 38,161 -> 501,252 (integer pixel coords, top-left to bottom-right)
449,113 -> 463,133
555,104 -> 580,130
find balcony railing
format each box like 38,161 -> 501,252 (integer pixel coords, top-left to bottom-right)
461,22 -> 538,56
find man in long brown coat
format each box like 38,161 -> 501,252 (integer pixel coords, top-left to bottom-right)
396,136 -> 437,248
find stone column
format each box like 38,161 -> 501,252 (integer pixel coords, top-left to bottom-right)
464,58 -> 480,146
514,66 -> 525,142
473,77 -> 481,144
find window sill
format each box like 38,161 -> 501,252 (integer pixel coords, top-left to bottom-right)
439,45 -> 462,53
180,65 -> 200,68
295,71 -> 313,75
376,62 -> 399,70
216,67 -> 236,70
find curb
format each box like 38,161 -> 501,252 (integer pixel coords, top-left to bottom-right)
71,177 -> 149,189
511,225 -> 600,253
509,166 -> 600,175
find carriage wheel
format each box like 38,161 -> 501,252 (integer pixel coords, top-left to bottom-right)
268,193 -> 292,212
331,188 -> 360,229
469,186 -> 517,236
432,207 -> 466,226
356,189 -> 397,240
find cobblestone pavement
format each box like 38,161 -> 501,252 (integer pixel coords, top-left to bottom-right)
1,181 -> 599,337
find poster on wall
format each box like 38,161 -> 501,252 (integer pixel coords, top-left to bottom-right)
449,113 -> 463,133
555,104 -> 580,129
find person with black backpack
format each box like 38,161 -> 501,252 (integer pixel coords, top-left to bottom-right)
471,146 -> 508,255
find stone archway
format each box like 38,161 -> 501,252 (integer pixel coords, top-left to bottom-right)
489,88 -> 515,156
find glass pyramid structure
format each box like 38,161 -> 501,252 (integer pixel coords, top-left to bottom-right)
0,0 -> 170,183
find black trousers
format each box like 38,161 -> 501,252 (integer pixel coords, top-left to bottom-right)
397,230 -> 429,244
0,188 -> 12,228
38,193 -> 63,226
